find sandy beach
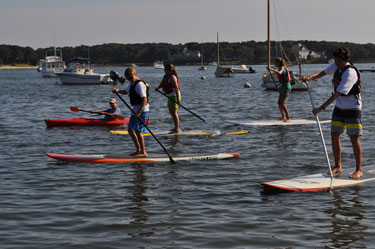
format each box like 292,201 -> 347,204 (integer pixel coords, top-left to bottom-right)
0,65 -> 36,69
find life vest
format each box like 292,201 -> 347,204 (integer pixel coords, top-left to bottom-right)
276,67 -> 291,85
129,80 -> 149,106
161,74 -> 180,94
332,64 -> 361,96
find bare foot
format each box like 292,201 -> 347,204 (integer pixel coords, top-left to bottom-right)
349,171 -> 362,180
283,119 -> 291,123
329,167 -> 342,177
168,129 -> 179,134
129,151 -> 140,156
133,153 -> 148,158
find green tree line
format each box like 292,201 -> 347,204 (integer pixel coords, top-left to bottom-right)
1,41 -> 375,66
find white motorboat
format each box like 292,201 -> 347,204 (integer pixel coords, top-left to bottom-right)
40,48 -> 66,77
153,61 -> 164,69
55,58 -> 112,85
231,65 -> 256,74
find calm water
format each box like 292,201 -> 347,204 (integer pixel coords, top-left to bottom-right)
1,64 -> 375,248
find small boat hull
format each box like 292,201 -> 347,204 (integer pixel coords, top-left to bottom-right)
45,117 -> 129,127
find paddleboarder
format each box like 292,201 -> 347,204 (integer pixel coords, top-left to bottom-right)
112,67 -> 149,157
90,98 -> 121,121
303,47 -> 362,179
155,64 -> 181,133
267,57 -> 291,122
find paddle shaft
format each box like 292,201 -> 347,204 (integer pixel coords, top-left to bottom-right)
267,68 -> 279,88
70,106 -> 124,120
156,89 -> 210,126
305,83 -> 333,179
115,92 -> 175,164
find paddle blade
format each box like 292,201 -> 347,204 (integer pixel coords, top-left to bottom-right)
70,106 -> 80,112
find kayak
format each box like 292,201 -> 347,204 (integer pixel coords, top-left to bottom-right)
45,117 -> 130,127
46,152 -> 240,163
110,130 -> 248,136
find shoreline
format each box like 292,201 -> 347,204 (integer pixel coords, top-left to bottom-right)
0,65 -> 37,70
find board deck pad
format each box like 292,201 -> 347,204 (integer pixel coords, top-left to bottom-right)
46,152 -> 240,163
225,119 -> 330,126
110,130 -> 248,136
262,166 -> 375,192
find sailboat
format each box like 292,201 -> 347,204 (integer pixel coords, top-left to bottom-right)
215,32 -> 234,77
262,0 -> 317,90
198,44 -> 206,71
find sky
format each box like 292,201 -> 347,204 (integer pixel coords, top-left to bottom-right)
1,0 -> 374,49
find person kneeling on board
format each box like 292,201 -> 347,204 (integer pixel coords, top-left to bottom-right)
303,47 -> 362,179
90,98 -> 121,120
112,67 -> 149,157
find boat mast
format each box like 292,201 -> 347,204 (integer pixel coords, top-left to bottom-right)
267,0 -> 271,68
217,32 -> 220,67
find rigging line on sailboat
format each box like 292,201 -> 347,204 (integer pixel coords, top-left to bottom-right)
271,0 -> 300,66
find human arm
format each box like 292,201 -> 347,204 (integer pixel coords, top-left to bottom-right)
312,91 -> 341,115
303,71 -> 327,82
112,88 -> 128,95
266,66 -> 283,76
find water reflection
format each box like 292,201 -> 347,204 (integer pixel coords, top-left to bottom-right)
325,187 -> 367,248
128,165 -> 149,225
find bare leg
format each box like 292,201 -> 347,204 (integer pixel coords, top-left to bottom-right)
168,107 -> 180,133
133,131 -> 147,157
128,129 -> 141,155
331,132 -> 342,175
278,94 -> 290,122
349,135 -> 362,179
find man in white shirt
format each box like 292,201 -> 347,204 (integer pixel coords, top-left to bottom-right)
113,67 -> 149,157
303,47 -> 362,179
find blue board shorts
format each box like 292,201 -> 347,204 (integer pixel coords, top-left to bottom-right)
128,112 -> 149,132
331,107 -> 362,136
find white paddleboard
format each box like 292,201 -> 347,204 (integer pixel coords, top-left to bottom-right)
110,130 -> 248,136
46,152 -> 240,163
225,119 -> 331,126
262,167 -> 375,192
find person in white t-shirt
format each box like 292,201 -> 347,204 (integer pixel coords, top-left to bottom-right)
302,47 -> 362,179
113,67 -> 149,157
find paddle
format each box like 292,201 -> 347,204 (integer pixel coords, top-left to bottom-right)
267,67 -> 279,89
70,106 -> 125,120
115,92 -> 175,164
304,82 -> 334,181
156,89 -> 221,135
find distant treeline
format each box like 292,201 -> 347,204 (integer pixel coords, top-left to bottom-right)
1,41 -> 375,66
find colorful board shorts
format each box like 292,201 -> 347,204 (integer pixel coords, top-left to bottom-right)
167,95 -> 181,109
128,112 -> 149,133
331,107 -> 362,136
279,83 -> 291,96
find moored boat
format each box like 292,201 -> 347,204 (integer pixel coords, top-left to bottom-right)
40,48 -> 66,77
55,58 -> 112,85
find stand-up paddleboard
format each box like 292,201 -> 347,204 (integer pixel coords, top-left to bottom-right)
110,130 -> 248,136
262,167 -> 375,192
225,119 -> 330,126
46,152 -> 240,163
